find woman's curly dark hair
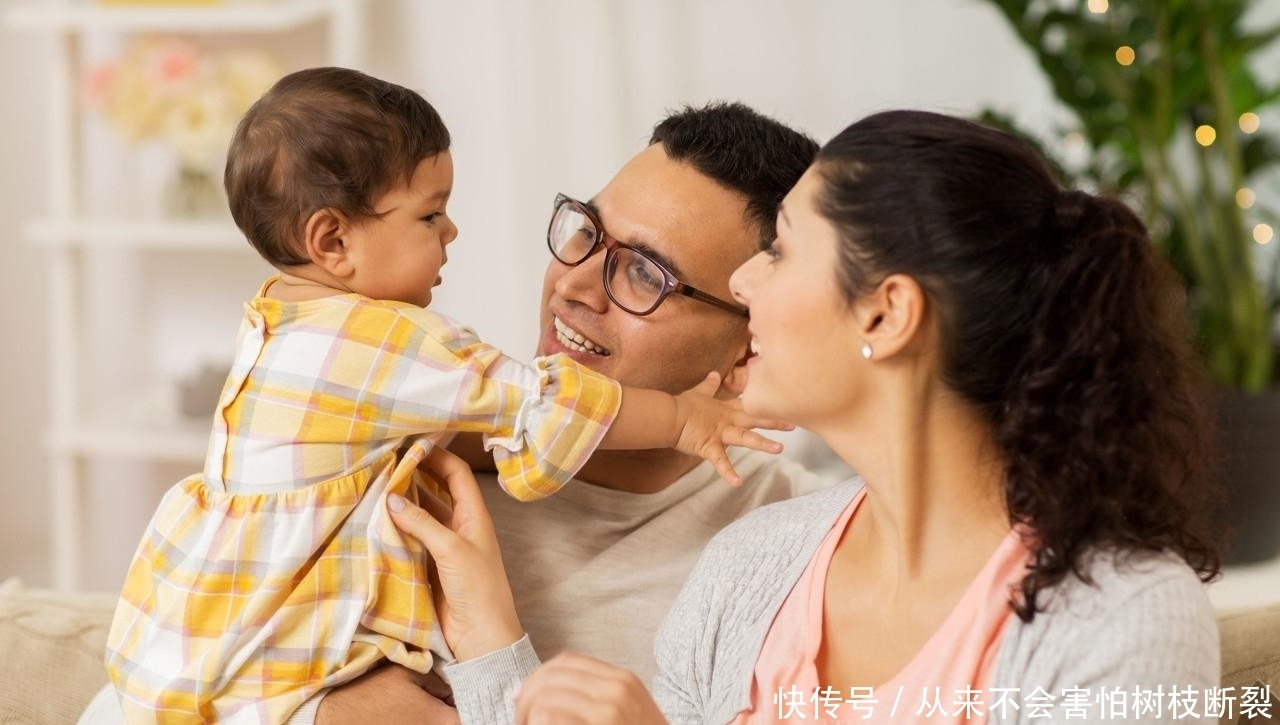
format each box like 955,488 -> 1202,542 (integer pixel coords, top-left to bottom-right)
814,110 -> 1222,621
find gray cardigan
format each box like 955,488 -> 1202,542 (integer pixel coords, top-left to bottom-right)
449,481 -> 1221,724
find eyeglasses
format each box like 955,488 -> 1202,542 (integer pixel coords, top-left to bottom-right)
547,193 -> 749,318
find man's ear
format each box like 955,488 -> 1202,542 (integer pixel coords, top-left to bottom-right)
303,208 -> 355,279
718,338 -> 752,398
856,273 -> 925,360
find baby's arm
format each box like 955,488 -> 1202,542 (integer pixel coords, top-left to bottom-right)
391,307 -> 784,493
600,372 -> 790,485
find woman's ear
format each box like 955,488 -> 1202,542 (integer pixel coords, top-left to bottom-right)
303,208 -> 355,279
854,273 -> 926,360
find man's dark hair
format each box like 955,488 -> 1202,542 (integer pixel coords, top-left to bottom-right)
224,66 -> 451,267
649,102 -> 818,248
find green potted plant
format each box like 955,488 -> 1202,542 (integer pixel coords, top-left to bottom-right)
976,0 -> 1280,562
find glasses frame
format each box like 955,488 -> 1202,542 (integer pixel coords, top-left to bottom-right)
547,193 -> 749,318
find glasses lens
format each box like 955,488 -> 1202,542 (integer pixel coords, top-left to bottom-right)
549,202 -> 599,264
605,246 -> 668,314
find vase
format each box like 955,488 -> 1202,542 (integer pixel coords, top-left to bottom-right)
1217,388 -> 1280,565
164,162 -> 224,218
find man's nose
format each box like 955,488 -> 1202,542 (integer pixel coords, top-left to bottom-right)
552,251 -> 610,313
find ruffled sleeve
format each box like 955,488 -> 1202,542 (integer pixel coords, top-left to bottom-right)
484,353 -> 620,501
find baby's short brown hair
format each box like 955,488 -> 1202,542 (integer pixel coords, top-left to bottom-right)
224,67 -> 451,266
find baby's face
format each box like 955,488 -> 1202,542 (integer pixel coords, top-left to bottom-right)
344,151 -> 457,307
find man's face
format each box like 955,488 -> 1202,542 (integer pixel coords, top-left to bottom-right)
537,143 -> 756,394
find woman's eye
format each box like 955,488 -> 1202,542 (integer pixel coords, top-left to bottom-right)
759,235 -> 782,261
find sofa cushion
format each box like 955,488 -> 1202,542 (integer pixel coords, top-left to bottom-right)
0,579 -> 115,725
1219,602 -> 1280,724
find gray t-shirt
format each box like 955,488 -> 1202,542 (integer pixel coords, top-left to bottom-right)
479,448 -> 828,682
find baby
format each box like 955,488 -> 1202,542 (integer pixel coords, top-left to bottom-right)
104,67 -> 782,724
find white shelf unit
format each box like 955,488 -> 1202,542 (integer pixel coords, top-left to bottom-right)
5,0 -> 366,590
5,1 -> 338,33
50,420 -> 210,463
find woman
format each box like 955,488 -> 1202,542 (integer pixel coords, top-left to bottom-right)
391,110 -> 1222,724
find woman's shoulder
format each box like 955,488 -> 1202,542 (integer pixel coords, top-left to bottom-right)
994,547 -> 1219,707
679,478 -> 863,595
1036,548 -> 1212,620
703,477 -> 863,556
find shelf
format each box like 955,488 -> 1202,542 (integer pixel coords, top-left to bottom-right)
46,382 -> 215,463
9,0 -> 364,592
25,218 -> 249,251
48,421 -> 209,463
3,1 -> 334,33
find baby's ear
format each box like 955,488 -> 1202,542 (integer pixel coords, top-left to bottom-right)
304,208 -> 353,278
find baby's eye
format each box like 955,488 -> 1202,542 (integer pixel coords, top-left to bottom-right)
422,212 -> 443,224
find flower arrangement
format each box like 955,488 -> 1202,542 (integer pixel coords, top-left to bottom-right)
84,37 -> 282,174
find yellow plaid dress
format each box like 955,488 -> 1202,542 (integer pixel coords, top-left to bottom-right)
105,279 -> 620,724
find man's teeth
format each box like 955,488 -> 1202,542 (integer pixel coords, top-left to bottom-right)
750,338 -> 761,355
554,317 -> 608,355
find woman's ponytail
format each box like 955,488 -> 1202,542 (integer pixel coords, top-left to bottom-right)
998,191 -> 1219,619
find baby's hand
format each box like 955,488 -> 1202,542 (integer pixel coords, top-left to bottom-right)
673,371 -> 793,486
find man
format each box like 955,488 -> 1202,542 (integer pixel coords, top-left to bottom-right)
78,102 -> 822,725
312,102 -> 823,724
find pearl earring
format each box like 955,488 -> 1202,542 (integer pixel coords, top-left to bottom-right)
860,343 -> 873,360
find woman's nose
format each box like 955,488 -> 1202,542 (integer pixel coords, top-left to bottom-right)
729,252 -> 764,307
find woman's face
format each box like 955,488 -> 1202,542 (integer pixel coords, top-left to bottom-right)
729,166 -> 864,428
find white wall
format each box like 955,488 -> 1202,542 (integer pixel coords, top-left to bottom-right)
357,0 -> 1071,355
0,0 -> 1085,589
0,10 -> 54,585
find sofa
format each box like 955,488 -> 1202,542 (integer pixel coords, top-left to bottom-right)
0,577 -> 1276,724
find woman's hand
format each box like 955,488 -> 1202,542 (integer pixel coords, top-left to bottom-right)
514,652 -> 667,725
388,446 -> 523,662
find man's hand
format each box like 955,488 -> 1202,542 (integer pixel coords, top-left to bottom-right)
315,664 -> 458,725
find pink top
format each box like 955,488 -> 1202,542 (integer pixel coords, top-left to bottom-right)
731,489 -> 1031,724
